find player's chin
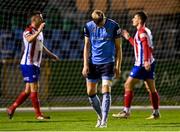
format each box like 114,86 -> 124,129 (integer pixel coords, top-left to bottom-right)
132,23 -> 136,26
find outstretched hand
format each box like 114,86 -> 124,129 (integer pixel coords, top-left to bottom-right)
52,55 -> 60,62
122,30 -> 130,40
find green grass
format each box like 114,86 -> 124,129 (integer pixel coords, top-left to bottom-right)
0,109 -> 180,131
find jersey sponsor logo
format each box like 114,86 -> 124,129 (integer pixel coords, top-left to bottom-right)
130,72 -> 134,75
24,77 -> 29,81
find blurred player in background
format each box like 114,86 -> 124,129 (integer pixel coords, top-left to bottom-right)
112,11 -> 160,119
82,10 -> 122,128
7,11 -> 59,120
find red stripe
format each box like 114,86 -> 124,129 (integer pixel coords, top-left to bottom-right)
30,40 -> 36,63
134,39 -> 138,59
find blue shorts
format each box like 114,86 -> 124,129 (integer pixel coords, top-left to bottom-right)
20,65 -> 40,83
130,62 -> 155,80
87,62 -> 114,83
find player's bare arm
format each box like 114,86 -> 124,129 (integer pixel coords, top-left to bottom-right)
43,46 -> 60,61
25,22 -> 45,43
122,30 -> 134,46
82,36 -> 90,77
114,38 -> 122,79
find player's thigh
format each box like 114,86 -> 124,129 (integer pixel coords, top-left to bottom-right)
144,79 -> 156,93
144,81 -> 151,92
24,83 -> 31,93
100,62 -> 114,93
86,81 -> 97,95
86,63 -> 100,95
30,82 -> 39,92
124,76 -> 139,91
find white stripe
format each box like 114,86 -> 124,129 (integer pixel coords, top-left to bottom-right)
1,106 -> 180,112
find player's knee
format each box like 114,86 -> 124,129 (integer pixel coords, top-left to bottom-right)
102,80 -> 112,93
102,86 -> 111,93
124,82 -> 129,89
24,89 -> 30,94
149,87 -> 156,93
87,88 -> 96,96
102,80 -> 112,87
124,82 -> 132,91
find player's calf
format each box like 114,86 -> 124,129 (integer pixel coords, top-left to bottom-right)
7,91 -> 30,119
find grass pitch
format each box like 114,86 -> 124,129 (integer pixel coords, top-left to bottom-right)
0,109 -> 180,131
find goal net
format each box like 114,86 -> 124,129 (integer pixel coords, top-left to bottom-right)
0,0 -> 180,108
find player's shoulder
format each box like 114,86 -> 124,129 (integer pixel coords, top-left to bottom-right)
24,25 -> 33,33
85,21 -> 95,28
139,27 -> 151,34
107,18 -> 119,27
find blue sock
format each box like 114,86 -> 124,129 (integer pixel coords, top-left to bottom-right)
102,92 -> 111,123
88,94 -> 102,119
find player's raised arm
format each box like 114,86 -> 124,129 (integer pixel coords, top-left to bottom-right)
122,30 -> 134,46
43,46 -> 60,61
114,38 -> 122,79
24,12 -> 45,43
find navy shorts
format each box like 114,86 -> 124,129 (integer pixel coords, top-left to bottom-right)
130,62 -> 155,80
20,65 -> 40,83
87,62 -> 114,83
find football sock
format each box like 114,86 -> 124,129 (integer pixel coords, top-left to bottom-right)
10,91 -> 29,111
88,94 -> 102,119
153,109 -> 160,115
30,92 -> 42,117
150,91 -> 160,111
123,90 -> 133,113
102,92 -> 111,123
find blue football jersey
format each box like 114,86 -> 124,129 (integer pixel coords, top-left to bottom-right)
84,18 -> 121,64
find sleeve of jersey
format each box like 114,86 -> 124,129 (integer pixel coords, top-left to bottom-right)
139,32 -> 149,62
128,37 -> 134,46
84,25 -> 90,37
24,28 -> 32,37
113,23 -> 121,39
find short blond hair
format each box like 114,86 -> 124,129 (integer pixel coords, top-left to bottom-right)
91,10 -> 105,20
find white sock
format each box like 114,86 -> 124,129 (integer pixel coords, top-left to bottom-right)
123,107 -> 130,113
153,109 -> 159,114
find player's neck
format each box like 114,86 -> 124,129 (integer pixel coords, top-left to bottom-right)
137,24 -> 145,30
98,18 -> 106,27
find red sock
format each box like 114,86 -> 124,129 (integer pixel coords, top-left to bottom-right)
30,92 -> 42,117
10,91 -> 29,110
124,90 -> 133,108
149,91 -> 159,109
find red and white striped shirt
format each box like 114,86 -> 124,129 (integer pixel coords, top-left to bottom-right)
20,25 -> 44,67
128,26 -> 155,66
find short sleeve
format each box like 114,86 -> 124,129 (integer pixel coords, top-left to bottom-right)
139,30 -> 147,42
113,23 -> 121,39
24,27 -> 33,37
84,25 -> 90,37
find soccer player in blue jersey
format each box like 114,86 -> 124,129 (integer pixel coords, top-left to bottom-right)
82,10 -> 122,128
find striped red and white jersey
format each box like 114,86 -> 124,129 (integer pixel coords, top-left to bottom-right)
130,26 -> 155,66
20,25 -> 44,67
